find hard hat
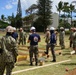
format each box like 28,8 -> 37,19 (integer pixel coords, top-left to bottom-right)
73,32 -> 76,37
46,28 -> 49,31
73,27 -> 76,31
6,26 -> 13,32
30,26 -> 35,31
60,27 -> 64,29
20,28 -> 23,31
50,27 -> 55,30
13,27 -> 16,31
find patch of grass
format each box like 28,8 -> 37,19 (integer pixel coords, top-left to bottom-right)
2,32 -> 76,75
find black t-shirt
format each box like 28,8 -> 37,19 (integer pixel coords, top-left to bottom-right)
28,33 -> 40,45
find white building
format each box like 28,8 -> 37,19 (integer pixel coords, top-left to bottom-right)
48,13 -> 59,29
23,13 -> 59,30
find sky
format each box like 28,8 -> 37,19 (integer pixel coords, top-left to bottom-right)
0,0 -> 76,18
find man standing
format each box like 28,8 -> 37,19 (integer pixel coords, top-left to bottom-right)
44,27 -> 56,62
44,28 -> 50,57
69,27 -> 74,47
27,27 -> 41,66
24,30 -> 27,45
0,26 -> 18,75
12,27 -> 18,42
59,27 -> 65,49
19,28 -> 27,45
44,28 -> 50,44
50,27 -> 56,62
72,28 -> 76,53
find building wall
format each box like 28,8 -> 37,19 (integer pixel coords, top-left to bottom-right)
23,13 -> 59,30
48,13 -> 59,28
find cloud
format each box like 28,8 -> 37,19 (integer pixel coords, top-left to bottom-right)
20,0 -> 74,12
21,0 -> 37,10
52,0 -> 74,13
12,1 -> 17,5
3,0 -> 75,15
5,4 -> 13,9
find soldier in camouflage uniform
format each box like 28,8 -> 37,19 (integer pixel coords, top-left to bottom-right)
59,27 -> 65,49
27,27 -> 41,66
69,27 -> 74,47
19,28 -> 27,45
44,27 -> 56,62
24,31 -> 27,45
44,28 -> 50,44
44,28 -> 50,57
72,28 -> 76,53
0,26 -> 18,75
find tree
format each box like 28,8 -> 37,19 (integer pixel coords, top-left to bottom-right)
56,1 -> 63,22
37,0 -> 52,31
26,4 -> 38,15
23,14 -> 34,25
16,0 -> 22,28
7,16 -> 12,24
25,4 -> 38,27
11,13 -> 16,27
62,2 -> 69,27
16,15 -> 22,28
7,13 -> 16,27
1,14 -> 5,21
69,4 -> 75,26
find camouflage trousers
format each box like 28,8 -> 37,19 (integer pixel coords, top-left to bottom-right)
0,54 -> 14,75
46,43 -> 56,61
19,38 -> 25,45
29,45 -> 38,65
73,41 -> 76,53
70,40 -> 73,47
24,37 -> 26,44
45,43 -> 50,55
59,39 -> 65,49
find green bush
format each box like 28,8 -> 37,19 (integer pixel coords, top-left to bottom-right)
0,20 -> 8,28
65,30 -> 70,35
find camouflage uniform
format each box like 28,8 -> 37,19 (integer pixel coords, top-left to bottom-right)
48,27 -> 56,62
59,29 -> 65,49
28,27 -> 41,66
24,31 -> 27,44
29,45 -> 38,65
19,30 -> 26,45
44,29 -> 50,55
45,30 -> 50,44
0,35 -> 18,75
69,28 -> 73,47
72,31 -> 76,53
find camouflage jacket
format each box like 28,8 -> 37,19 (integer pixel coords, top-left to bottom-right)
69,31 -> 73,40
45,31 -> 50,43
59,31 -> 65,40
0,35 -> 18,63
73,32 -> 76,42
